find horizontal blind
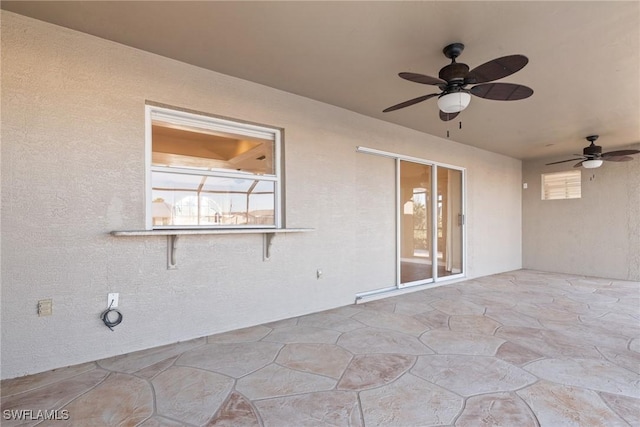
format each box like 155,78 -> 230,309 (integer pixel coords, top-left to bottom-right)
541,170 -> 581,200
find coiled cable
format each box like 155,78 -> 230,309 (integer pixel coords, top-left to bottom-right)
101,302 -> 123,331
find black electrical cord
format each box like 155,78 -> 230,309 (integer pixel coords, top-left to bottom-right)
101,302 -> 123,331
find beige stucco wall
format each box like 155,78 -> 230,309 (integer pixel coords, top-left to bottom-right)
1,12 -> 522,379
522,148 -> 640,281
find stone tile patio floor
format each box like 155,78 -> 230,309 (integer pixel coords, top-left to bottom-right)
2,269 -> 639,426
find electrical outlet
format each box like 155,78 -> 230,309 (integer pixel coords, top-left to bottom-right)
108,293 -> 119,308
38,299 -> 52,317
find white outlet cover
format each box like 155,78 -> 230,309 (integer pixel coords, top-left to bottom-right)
108,293 -> 119,308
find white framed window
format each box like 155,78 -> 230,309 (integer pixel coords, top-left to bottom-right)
541,170 -> 581,200
145,104 -> 282,229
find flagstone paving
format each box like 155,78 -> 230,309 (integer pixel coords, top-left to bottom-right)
2,269 -> 639,426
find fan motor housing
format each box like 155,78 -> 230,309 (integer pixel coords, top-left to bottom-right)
439,62 -> 469,82
584,144 -> 602,156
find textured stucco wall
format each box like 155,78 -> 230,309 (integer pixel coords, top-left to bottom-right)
1,12 -> 522,379
523,147 -> 640,281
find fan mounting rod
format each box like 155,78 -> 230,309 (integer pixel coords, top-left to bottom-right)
586,135 -> 599,144
443,43 -> 465,61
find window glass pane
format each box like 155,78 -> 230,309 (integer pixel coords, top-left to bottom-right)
151,120 -> 275,175
151,172 -> 275,226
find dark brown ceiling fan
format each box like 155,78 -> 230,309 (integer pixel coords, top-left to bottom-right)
546,135 -> 640,169
383,43 -> 533,121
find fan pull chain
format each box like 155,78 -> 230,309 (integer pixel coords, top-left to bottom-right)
446,122 -> 464,138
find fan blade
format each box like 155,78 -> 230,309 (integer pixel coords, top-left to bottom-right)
574,161 -> 584,168
466,55 -> 529,84
604,155 -> 634,162
602,149 -> 640,157
440,111 -> 459,121
383,93 -> 439,113
545,158 -> 585,166
399,72 -> 446,86
470,83 -> 533,101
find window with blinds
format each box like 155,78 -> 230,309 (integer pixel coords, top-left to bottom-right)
541,170 -> 581,200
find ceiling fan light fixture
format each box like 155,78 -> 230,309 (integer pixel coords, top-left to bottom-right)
437,92 -> 471,113
582,159 -> 603,169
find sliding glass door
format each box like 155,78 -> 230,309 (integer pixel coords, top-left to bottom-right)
438,166 -> 463,278
399,161 -> 433,284
399,161 -> 464,287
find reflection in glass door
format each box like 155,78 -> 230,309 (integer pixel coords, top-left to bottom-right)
399,161 -> 464,286
399,161 -> 433,284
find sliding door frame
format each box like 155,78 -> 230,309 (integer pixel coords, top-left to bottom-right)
357,146 -> 466,289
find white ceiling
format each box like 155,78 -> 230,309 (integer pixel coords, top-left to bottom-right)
3,1 -> 639,160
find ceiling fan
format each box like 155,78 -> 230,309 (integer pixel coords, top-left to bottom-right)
383,43 -> 533,121
546,135 -> 640,169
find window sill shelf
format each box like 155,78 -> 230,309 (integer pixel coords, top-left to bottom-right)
111,228 -> 314,268
111,228 -> 313,237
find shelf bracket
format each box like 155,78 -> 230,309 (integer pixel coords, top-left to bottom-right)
167,235 -> 179,270
263,233 -> 276,261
